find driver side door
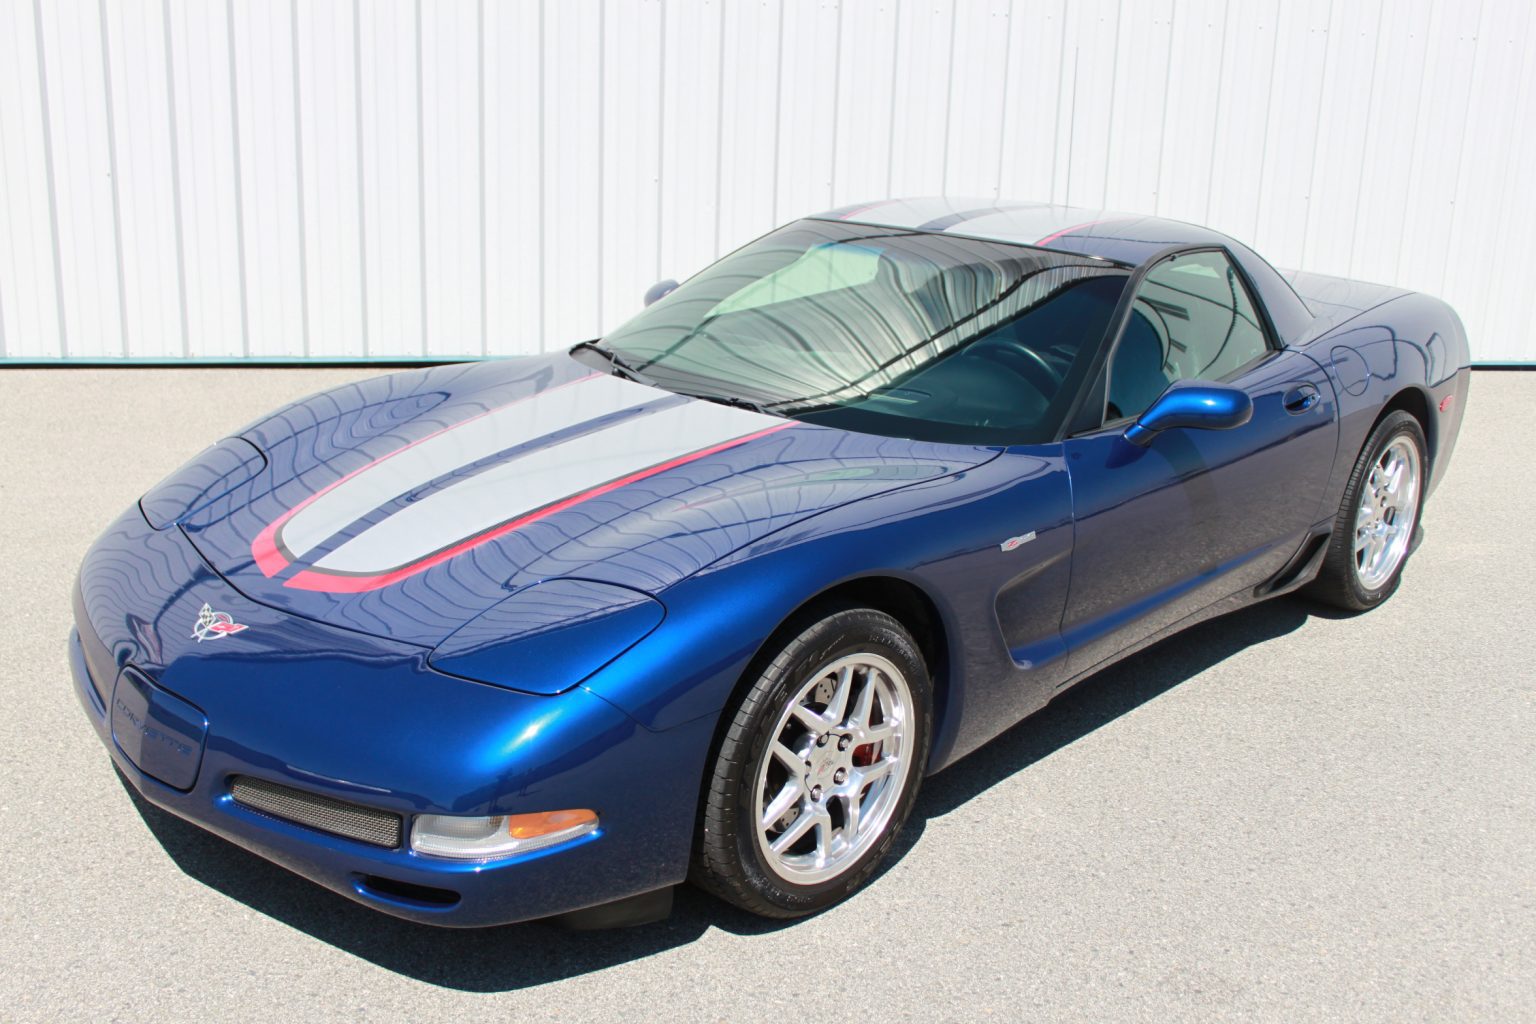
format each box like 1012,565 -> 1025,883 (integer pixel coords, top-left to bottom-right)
1060,249 -> 1337,676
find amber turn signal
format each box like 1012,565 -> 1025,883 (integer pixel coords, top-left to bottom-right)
411,808 -> 599,860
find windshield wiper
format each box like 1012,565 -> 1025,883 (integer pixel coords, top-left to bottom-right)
570,340 -> 657,387
680,391 -> 778,417
572,341 -> 779,417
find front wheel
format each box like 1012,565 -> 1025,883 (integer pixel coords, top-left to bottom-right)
692,605 -> 931,918
1309,410 -> 1427,611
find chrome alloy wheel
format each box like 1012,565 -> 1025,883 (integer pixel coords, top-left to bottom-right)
1354,437 -> 1421,590
753,653 -> 912,885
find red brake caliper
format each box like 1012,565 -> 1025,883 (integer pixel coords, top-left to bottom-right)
851,742 -> 877,767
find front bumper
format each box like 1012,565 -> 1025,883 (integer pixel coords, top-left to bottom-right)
69,508 -> 711,927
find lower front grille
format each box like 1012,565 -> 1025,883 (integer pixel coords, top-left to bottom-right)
230,775 -> 403,849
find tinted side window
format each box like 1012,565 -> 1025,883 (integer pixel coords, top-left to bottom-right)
1106,250 -> 1270,421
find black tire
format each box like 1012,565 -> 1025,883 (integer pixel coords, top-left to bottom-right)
1308,410 -> 1428,612
691,604 -> 932,918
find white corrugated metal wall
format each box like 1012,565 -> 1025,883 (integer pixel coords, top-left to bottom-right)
1,0 -> 1532,363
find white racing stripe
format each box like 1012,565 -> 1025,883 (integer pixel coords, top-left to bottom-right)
311,397 -> 780,576
280,373 -> 657,560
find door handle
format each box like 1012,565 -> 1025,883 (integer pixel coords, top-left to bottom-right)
1283,384 -> 1320,413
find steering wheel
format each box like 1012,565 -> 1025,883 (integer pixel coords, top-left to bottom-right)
975,339 -> 1065,398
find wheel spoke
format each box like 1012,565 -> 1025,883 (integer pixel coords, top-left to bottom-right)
859,721 -> 896,747
790,704 -> 825,733
841,787 -> 863,839
857,758 -> 894,787
1355,500 -> 1376,531
812,806 -> 833,862
760,778 -> 803,829
770,807 -> 817,854
770,740 -> 804,771
825,665 -> 855,724
1388,469 -> 1408,505
847,670 -> 877,731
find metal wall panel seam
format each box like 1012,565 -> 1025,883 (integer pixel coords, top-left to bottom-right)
1248,0 -> 1282,240
476,0 -> 485,356
1199,1 -> 1231,227
653,0 -> 665,285
159,0 -> 190,358
1437,0 -> 1487,297
1386,0 -> 1434,287
823,0 -> 844,204
1062,47 -> 1078,206
1050,16 -> 1069,204
992,1 -> 1015,196
351,0 -> 370,356
415,0 -> 427,356
769,0 -> 785,226
536,0 -> 545,351
1479,2 -> 1536,358
938,0 -> 958,196
1150,0 -> 1177,215
289,0 -> 311,357
1343,0 -> 1388,272
31,0 -> 67,357
96,0 -> 129,357
596,0 -> 605,329
711,0 -> 727,257
225,0 -> 251,357
884,0 -> 902,199
1100,0 -> 1124,210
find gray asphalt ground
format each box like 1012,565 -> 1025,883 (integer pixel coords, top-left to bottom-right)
1,367 -> 1531,1023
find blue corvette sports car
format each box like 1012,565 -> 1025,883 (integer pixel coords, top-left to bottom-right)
72,198 -> 1470,927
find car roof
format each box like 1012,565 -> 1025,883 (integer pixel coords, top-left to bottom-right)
811,197 -> 1244,267
810,197 -> 1315,344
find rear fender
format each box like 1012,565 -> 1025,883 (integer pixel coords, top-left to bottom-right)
1305,292 -> 1470,513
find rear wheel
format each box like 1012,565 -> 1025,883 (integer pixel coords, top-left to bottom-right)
692,605 -> 931,917
1310,410 -> 1427,611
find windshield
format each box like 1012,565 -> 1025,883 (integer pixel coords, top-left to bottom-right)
602,220 -> 1130,444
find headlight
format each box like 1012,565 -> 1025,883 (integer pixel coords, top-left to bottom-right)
410,809 -> 598,860
139,436 -> 267,529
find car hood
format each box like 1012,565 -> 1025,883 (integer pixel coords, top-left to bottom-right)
170,354 -> 998,647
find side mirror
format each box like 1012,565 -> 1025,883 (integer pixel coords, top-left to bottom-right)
643,279 -> 679,306
1123,381 -> 1253,447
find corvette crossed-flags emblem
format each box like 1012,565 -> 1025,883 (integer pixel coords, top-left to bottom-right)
191,602 -> 249,643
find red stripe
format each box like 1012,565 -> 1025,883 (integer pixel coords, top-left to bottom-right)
284,421 -> 796,594
835,199 -> 898,221
250,372 -> 602,577
1034,219 -> 1111,246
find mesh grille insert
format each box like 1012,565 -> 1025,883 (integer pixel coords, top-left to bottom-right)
230,775 -> 402,848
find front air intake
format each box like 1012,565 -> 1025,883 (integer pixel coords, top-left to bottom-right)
230,775 -> 403,849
